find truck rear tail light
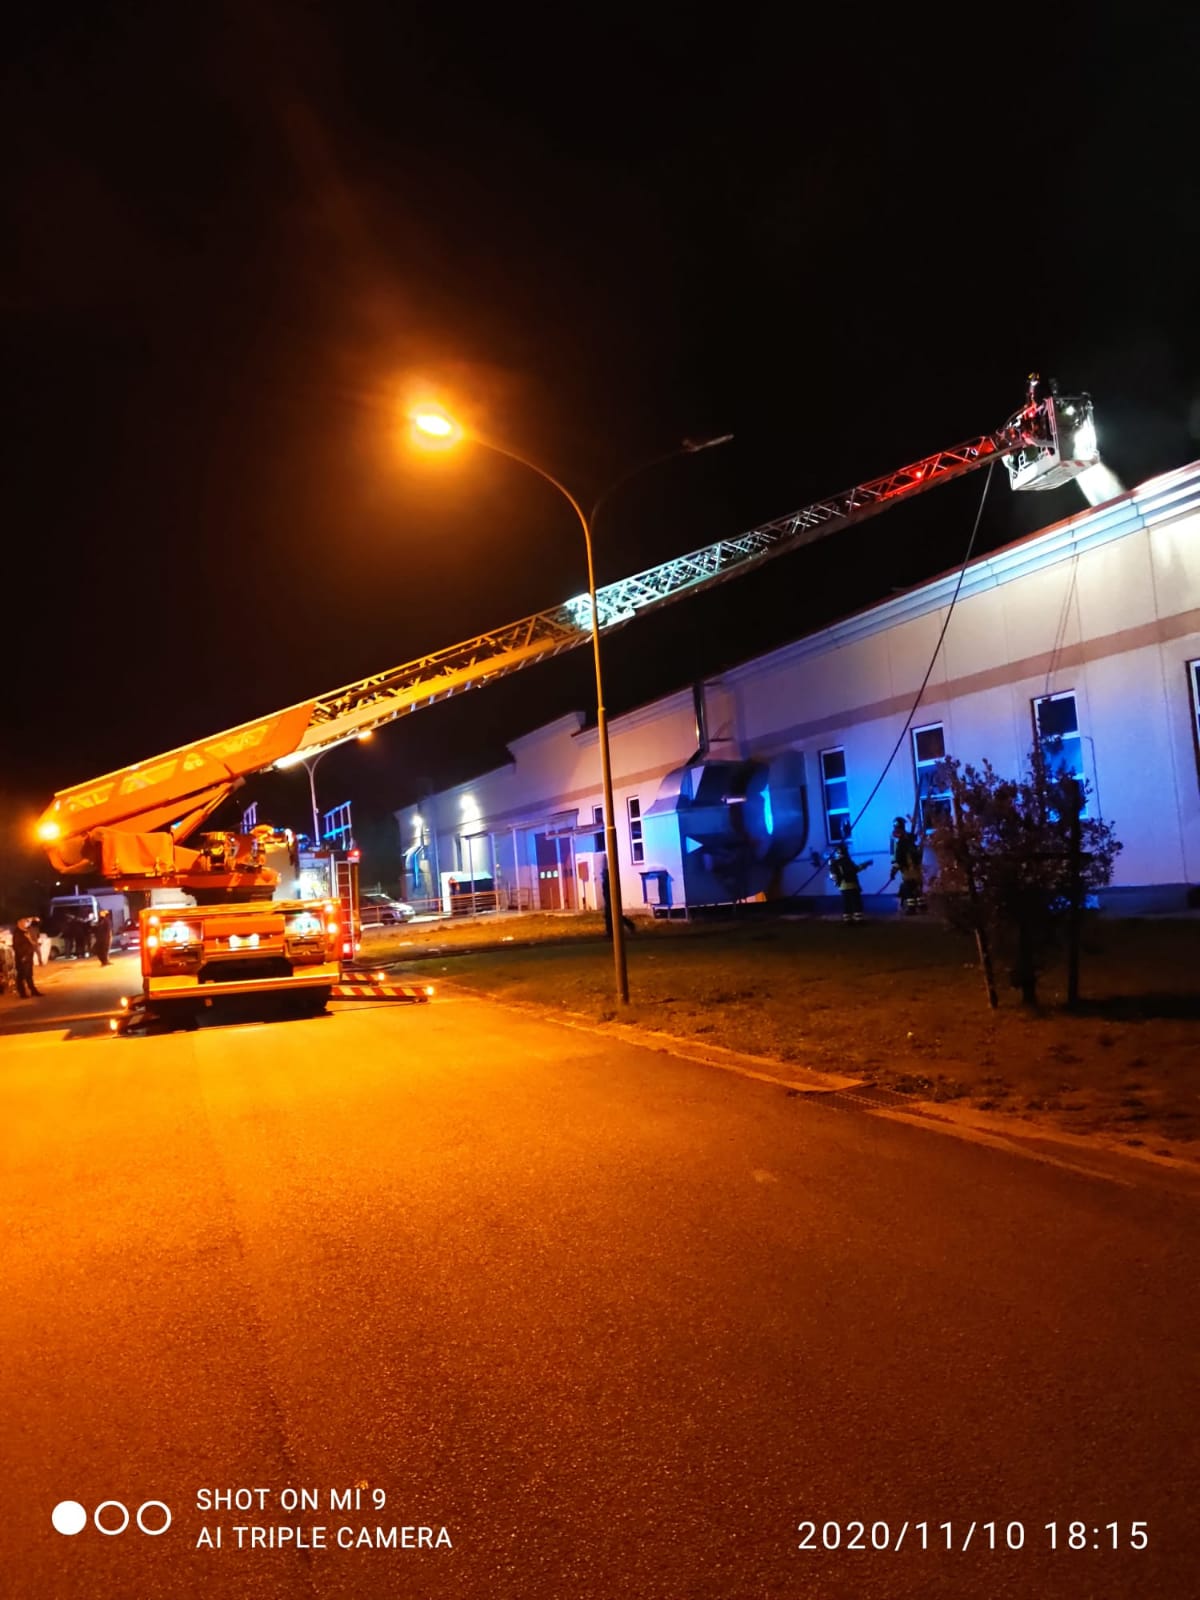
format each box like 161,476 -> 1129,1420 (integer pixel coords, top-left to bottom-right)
146,916 -> 203,972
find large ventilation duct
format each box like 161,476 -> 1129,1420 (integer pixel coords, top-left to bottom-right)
643,751 -> 808,909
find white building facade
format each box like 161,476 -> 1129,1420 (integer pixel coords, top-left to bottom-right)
396,461 -> 1200,916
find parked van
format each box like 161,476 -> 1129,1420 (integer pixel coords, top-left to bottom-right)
47,894 -> 100,929
48,891 -> 132,928
45,894 -> 100,958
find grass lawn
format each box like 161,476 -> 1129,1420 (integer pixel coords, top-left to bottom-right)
368,913 -> 1200,1157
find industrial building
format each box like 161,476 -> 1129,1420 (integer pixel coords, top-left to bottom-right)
396,460 -> 1200,918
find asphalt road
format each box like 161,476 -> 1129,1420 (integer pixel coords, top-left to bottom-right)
2,955 -> 1197,1599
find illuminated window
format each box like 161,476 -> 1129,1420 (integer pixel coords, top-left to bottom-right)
592,805 -> 604,852
1033,691 -> 1087,815
627,796 -> 644,864
819,749 -> 851,842
912,723 -> 952,830
1189,662 -> 1200,784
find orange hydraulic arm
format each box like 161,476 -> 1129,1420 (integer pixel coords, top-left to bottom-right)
36,384 -> 1098,890
37,703 -> 314,891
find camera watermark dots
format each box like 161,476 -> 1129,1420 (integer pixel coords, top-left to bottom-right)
51,1503 -> 87,1536
52,1500 -> 172,1536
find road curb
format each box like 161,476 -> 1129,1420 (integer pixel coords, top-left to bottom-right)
445,983 -> 1200,1181
441,984 -> 865,1091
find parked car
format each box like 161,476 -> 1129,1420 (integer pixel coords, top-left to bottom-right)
48,919 -> 91,959
114,922 -> 142,953
358,892 -> 414,927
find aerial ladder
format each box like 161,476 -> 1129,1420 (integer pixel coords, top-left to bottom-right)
35,381 -> 1099,1024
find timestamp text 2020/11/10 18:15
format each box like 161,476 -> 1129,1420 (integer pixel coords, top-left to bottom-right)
796,1521 -> 1149,1553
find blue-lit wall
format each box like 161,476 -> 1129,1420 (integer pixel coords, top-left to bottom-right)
725,463 -> 1200,909
395,462 -> 1200,914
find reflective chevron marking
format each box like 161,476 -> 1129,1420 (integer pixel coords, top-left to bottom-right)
330,983 -> 432,1002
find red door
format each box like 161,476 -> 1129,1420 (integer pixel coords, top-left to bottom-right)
534,833 -> 562,910
558,838 -> 576,909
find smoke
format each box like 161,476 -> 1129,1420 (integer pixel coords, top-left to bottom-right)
1075,463 -> 1126,507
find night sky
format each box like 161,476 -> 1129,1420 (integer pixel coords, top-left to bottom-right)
4,4 -> 1199,858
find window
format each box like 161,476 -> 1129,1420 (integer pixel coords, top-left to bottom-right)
912,723 -> 952,830
1033,692 -> 1087,813
1189,661 -> 1200,783
592,804 -> 604,853
627,796 -> 644,864
819,748 -> 852,842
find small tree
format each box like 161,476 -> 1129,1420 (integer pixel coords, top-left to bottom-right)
926,743 -> 1122,1007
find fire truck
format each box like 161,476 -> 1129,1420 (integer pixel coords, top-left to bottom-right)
123,838 -> 417,1029
35,380 -> 1100,1030
132,839 -> 356,1015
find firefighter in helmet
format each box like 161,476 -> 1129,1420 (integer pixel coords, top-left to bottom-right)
887,816 -> 926,915
829,839 -> 871,923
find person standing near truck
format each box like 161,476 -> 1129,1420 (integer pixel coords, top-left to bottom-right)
93,909 -> 113,966
12,920 -> 43,997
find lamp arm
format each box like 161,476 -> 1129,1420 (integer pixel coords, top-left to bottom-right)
588,447 -> 692,537
475,438 -> 590,554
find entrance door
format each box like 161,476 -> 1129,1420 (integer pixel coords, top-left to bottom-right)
534,833 -> 562,910
558,837 -> 577,909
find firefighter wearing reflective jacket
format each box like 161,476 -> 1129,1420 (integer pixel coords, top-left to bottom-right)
887,817 -> 926,915
829,841 -> 871,923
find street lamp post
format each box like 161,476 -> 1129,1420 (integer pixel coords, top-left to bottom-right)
302,752 -> 327,848
281,731 -> 373,848
410,408 -> 730,1005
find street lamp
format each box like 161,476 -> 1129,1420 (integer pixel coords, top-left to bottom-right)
410,406 -> 731,1004
282,731 -> 373,846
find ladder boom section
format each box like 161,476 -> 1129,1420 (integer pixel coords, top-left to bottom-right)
297,606 -> 591,749
296,426 -> 1024,752
37,388 -> 1091,860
